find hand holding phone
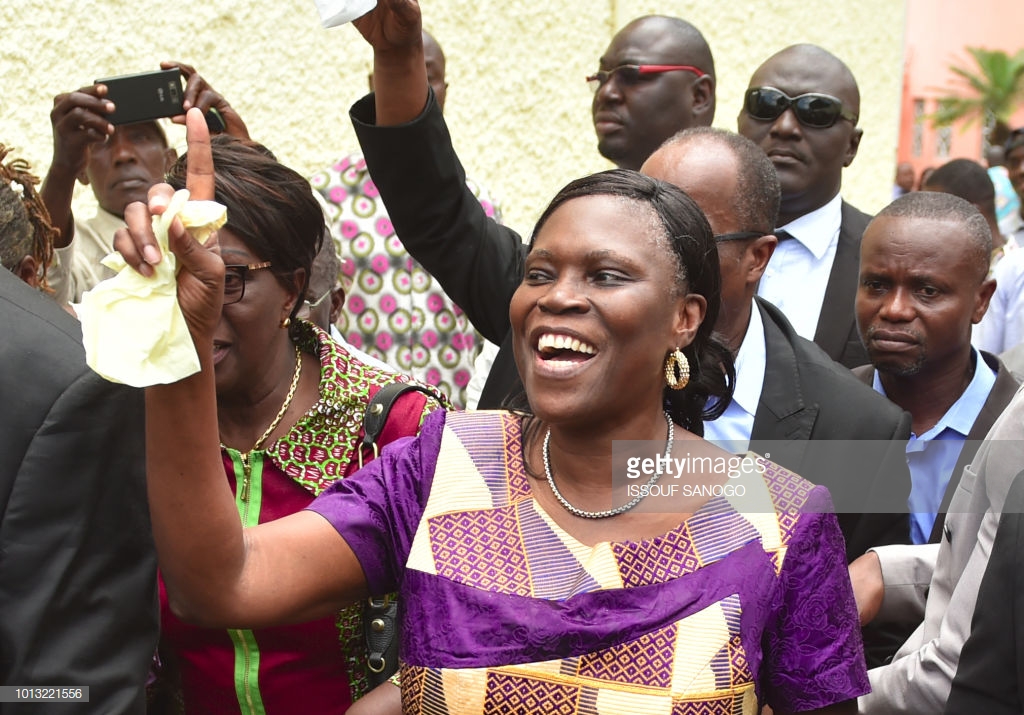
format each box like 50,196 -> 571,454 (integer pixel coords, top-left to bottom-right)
159,60 -> 248,139
95,68 -> 184,126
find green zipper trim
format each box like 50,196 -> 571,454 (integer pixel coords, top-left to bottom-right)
226,449 -> 267,715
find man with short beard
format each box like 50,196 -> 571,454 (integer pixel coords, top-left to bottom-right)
846,191 -> 1020,677
852,191 -> 1017,547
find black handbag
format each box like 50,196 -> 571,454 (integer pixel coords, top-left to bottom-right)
360,382 -> 444,688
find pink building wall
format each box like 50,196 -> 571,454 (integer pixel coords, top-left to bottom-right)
899,0 -> 1024,184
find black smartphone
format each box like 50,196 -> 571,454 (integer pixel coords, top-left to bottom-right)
95,68 -> 184,125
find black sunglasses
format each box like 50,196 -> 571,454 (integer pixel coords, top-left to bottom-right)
744,86 -> 858,129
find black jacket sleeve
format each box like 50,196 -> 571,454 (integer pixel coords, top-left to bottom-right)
351,91 -> 527,347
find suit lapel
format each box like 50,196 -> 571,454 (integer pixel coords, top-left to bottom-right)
751,299 -> 818,441
812,202 -> 863,361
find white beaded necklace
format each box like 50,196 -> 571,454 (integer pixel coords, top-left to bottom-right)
542,410 -> 674,519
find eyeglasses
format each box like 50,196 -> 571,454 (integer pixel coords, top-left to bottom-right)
743,86 -> 858,128
714,231 -> 765,242
223,261 -> 272,305
297,287 -> 333,319
304,288 -> 332,310
587,64 -> 706,91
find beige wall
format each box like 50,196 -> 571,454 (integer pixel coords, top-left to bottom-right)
4,0 -> 903,238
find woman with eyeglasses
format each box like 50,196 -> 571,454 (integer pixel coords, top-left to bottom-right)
143,133 -> 446,714
122,89 -> 867,713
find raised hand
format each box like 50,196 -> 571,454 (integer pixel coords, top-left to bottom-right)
113,108 -> 225,343
352,0 -> 422,53
161,61 -> 250,139
48,84 -> 113,180
353,0 -> 428,125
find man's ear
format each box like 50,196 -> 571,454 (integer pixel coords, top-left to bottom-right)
329,286 -> 345,326
163,147 -> 178,172
973,278 -> 997,323
843,127 -> 864,168
15,255 -> 40,288
745,235 -> 778,284
691,76 -> 715,124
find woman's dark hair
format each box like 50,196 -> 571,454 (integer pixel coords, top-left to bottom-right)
166,135 -> 324,334
508,168 -> 735,435
0,145 -> 57,291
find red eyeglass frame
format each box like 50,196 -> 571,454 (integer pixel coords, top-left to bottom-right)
586,64 -> 708,89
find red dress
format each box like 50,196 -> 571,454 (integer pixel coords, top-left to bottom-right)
155,321 -> 444,714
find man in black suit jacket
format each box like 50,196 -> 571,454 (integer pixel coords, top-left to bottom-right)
0,270 -> 156,714
352,60 -> 911,559
737,44 -> 870,368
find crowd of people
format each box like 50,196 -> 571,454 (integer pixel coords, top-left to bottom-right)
4,0 -> 1024,713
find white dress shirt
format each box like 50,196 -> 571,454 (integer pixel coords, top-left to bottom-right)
703,301 -> 767,452
972,245 -> 1024,354
757,194 -> 843,341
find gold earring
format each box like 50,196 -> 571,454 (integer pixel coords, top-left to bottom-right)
280,317 -> 291,329
664,348 -> 689,390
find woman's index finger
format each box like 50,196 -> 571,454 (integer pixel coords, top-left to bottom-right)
184,107 -> 215,200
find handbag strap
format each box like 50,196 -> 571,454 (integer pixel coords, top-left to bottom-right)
359,382 -> 444,468
359,381 -> 445,688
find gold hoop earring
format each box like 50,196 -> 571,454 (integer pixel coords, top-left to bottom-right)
280,317 -> 292,329
664,348 -> 689,390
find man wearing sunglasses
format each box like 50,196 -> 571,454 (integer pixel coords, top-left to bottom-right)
738,44 -> 869,371
589,15 -> 715,172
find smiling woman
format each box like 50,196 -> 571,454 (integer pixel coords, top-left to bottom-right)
126,90 -> 869,712
508,169 -> 732,441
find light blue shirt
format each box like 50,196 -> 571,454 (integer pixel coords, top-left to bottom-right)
872,348 -> 997,544
704,302 -> 766,452
757,194 -> 842,341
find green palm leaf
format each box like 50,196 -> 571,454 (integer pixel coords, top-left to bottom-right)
929,46 -> 1024,139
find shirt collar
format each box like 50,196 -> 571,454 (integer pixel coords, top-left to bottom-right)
872,347 -> 998,439
776,193 -> 843,260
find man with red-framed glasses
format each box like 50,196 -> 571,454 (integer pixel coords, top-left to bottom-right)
589,15 -> 715,172
738,44 -> 870,371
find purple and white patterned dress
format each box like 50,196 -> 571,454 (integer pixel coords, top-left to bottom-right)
309,411 -> 870,713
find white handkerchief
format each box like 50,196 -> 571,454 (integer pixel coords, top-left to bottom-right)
313,0 -> 376,27
77,189 -> 227,387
